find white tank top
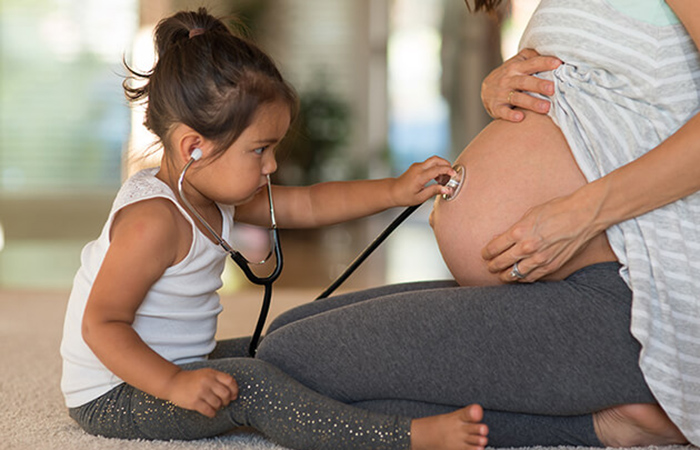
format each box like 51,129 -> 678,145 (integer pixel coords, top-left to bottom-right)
60,168 -> 233,408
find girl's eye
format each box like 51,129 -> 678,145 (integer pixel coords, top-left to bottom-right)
253,146 -> 268,155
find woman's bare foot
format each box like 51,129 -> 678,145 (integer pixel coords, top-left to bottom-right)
411,404 -> 489,450
593,403 -> 688,447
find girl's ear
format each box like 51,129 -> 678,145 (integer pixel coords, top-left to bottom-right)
176,128 -> 206,164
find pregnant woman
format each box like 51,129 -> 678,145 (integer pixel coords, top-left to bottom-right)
257,0 -> 700,447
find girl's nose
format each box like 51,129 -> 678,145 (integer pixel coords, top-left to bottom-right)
263,152 -> 277,175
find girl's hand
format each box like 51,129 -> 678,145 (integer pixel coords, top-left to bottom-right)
481,49 -> 562,122
391,156 -> 457,206
166,368 -> 239,418
481,192 -> 601,283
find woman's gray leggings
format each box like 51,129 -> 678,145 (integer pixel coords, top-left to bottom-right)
257,262 -> 656,446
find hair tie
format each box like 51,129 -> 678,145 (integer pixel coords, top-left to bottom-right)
189,28 -> 205,39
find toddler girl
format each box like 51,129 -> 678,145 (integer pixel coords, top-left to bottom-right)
60,8 -> 486,450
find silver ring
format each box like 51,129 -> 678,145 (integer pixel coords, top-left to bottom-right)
510,261 -> 525,280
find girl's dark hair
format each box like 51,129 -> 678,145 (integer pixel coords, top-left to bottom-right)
465,0 -> 504,12
124,8 -> 298,158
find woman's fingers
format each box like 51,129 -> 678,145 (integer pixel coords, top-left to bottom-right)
481,231 -> 515,263
486,246 -> 547,283
481,213 -> 556,283
481,48 -> 562,121
506,89 -> 552,113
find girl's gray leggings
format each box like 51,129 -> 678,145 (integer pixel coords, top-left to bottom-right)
257,262 -> 656,446
69,356 -> 412,449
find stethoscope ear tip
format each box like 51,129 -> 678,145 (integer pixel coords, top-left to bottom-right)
191,148 -> 203,161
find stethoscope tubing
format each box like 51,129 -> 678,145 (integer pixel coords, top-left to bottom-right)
178,156 -> 282,356
315,203 -> 421,300
315,163 -> 465,300
177,157 -> 236,254
246,228 -> 282,357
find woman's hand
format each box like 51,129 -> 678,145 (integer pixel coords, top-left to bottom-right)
481,191 -> 603,283
166,368 -> 239,418
481,49 -> 562,122
391,156 -> 457,206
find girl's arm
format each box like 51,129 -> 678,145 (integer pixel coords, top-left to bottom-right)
81,199 -> 237,417
236,156 -> 456,228
482,0 -> 700,282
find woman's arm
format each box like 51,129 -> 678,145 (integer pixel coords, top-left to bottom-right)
482,0 -> 700,282
82,199 -> 237,417
483,107 -> 700,283
236,156 -> 456,228
482,113 -> 700,282
480,49 -> 562,122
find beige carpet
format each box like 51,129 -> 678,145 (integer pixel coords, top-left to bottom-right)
0,289 -> 309,450
1,289 -> 697,450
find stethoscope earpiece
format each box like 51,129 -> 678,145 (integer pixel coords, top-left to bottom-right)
190,148 -> 203,161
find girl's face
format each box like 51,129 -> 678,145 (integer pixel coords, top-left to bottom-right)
194,100 -> 291,206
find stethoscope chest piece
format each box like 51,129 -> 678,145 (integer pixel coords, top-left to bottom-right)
441,164 -> 466,201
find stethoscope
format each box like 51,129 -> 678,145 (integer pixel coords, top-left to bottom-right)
315,164 -> 465,299
178,147 -> 466,356
178,148 -> 282,356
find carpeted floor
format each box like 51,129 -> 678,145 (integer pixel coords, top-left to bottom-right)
0,289 -> 305,450
1,289 -> 697,450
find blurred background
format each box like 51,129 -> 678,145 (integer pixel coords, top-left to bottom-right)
0,0 -> 538,294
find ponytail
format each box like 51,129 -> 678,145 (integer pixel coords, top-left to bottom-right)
465,0 -> 504,12
123,8 -> 297,157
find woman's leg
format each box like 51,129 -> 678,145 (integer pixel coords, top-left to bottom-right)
266,280 -> 458,334
257,262 -> 655,416
209,282 -> 458,360
209,336 -> 252,358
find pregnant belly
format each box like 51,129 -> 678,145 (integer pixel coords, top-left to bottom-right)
431,112 -> 616,286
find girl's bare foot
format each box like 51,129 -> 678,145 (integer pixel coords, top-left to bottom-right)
594,403 -> 688,447
411,404 -> 489,450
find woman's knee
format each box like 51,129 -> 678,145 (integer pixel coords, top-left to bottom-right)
265,296 -> 350,334
265,308 -> 303,334
255,325 -> 323,389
